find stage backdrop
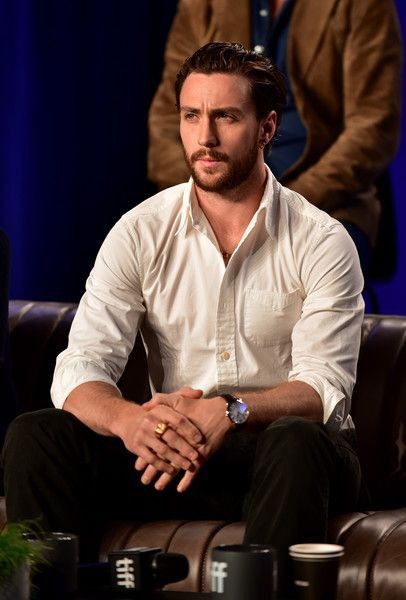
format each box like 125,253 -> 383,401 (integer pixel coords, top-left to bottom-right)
0,0 -> 405,313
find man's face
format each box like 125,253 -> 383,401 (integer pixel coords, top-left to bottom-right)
179,72 -> 268,193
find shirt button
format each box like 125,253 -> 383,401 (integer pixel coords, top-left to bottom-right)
259,9 -> 269,17
254,44 -> 265,54
220,351 -> 230,361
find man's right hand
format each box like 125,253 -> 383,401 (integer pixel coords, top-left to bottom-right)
114,387 -> 205,476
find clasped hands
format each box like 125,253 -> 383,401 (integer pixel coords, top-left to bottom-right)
126,387 -> 232,493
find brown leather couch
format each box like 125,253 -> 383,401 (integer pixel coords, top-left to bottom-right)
3,300 -> 406,598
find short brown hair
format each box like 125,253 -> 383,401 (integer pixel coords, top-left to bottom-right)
175,42 -> 287,152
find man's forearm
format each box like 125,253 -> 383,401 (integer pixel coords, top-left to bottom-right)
238,380 -> 323,428
63,381 -> 143,437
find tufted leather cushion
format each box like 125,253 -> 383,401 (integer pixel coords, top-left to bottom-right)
99,511 -> 406,598
351,315 -> 406,508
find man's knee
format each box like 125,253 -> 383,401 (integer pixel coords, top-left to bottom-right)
262,416 -> 325,442
2,408 -> 85,468
6,408 -> 74,441
256,417 -> 330,464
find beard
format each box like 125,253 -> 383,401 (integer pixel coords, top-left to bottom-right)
183,138 -> 260,194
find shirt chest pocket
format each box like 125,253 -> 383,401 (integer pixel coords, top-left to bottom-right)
242,289 -> 303,347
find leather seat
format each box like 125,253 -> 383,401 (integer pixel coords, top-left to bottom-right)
3,301 -> 406,598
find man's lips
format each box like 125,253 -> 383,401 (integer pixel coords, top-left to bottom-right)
191,151 -> 228,164
196,157 -> 221,165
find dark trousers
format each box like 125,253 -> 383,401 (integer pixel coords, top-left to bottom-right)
2,409 -> 361,592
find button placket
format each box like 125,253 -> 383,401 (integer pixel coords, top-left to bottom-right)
216,270 -> 238,392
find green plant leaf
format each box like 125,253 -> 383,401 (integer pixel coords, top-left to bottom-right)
0,522 -> 48,583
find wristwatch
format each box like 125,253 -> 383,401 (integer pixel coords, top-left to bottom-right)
221,393 -> 250,425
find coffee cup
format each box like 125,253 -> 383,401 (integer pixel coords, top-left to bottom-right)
210,543 -> 277,599
289,543 -> 344,600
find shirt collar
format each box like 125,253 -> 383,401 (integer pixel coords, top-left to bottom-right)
175,178 -> 195,237
174,164 -> 279,240
263,164 -> 280,240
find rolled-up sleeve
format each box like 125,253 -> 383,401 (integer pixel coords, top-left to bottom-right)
288,223 -> 364,429
51,218 -> 145,408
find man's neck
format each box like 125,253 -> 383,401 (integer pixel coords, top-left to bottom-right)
194,163 -> 268,256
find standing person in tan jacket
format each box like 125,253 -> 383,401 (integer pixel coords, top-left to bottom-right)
148,0 -> 402,273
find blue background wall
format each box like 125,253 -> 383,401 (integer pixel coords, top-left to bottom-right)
375,1 -> 405,313
0,1 -> 405,312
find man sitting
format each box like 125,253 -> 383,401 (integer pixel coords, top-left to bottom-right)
3,43 -> 364,597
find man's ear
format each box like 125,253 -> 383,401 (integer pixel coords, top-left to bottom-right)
260,111 -> 277,146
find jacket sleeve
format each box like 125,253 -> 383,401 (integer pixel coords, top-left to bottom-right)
148,1 -> 207,189
286,0 -> 402,211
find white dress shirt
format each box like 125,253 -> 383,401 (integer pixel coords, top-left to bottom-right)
51,167 -> 364,430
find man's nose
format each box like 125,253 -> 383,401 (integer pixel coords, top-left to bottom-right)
198,117 -> 218,147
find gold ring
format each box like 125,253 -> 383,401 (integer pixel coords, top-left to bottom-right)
154,422 -> 168,438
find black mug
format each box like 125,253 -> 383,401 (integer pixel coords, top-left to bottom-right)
25,531 -> 78,598
210,544 -> 277,600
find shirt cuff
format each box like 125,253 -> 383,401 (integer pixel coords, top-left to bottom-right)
288,373 -> 348,430
51,364 -> 122,409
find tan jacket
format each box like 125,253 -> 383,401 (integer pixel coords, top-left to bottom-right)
148,0 -> 402,243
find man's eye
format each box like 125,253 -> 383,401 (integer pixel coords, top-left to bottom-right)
184,113 -> 198,121
217,113 -> 234,121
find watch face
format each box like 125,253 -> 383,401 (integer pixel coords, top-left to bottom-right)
228,399 -> 249,424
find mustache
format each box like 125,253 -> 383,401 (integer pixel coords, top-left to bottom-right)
190,149 -> 229,163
